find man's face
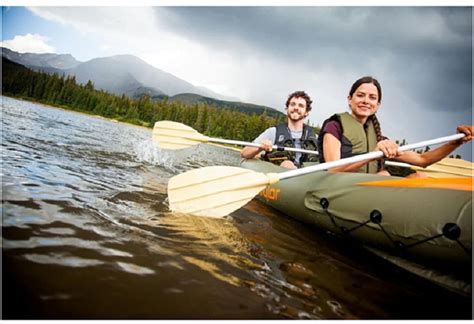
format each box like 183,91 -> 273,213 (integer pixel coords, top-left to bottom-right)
286,97 -> 307,122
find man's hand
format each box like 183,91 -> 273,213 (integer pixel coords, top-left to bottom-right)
259,139 -> 274,152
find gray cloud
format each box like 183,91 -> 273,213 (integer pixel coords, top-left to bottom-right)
153,7 -> 471,112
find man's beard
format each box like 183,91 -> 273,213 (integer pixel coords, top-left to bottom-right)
288,112 -> 306,122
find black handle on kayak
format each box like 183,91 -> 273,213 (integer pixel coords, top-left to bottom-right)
276,146 -> 285,152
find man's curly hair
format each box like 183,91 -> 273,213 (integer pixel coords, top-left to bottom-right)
285,91 -> 313,112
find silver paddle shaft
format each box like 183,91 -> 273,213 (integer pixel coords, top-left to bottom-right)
209,137 -> 319,154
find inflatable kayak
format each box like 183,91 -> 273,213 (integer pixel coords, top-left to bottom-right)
240,159 -> 472,268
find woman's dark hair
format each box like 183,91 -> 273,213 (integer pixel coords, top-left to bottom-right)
286,91 -> 313,112
370,114 -> 384,143
349,76 -> 382,103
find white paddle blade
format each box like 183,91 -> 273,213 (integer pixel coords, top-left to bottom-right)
168,166 -> 276,218
152,121 -> 208,150
415,158 -> 473,178
387,158 -> 473,178
436,158 -> 474,170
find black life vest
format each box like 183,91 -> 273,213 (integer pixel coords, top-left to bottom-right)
262,123 -> 319,167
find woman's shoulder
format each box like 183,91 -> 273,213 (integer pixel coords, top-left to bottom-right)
321,119 -> 342,139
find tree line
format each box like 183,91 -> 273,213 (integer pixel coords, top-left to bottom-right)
2,58 -> 297,143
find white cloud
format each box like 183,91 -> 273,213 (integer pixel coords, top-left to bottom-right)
1,33 -> 56,53
27,7 -> 242,97
28,7 -> 157,40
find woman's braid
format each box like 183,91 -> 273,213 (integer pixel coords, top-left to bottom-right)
370,114 -> 384,142
370,114 -> 385,171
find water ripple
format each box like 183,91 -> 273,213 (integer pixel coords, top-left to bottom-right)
24,253 -> 105,267
116,262 -> 155,275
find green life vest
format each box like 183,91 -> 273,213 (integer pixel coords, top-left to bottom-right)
338,112 -> 379,173
318,112 -> 380,173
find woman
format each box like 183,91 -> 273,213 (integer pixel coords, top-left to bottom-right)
317,76 -> 472,176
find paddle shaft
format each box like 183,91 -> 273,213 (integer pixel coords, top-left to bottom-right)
215,134 -> 467,171
277,133 -> 465,181
208,137 -> 319,154
384,161 -> 412,168
214,134 -> 466,157
214,133 -> 468,173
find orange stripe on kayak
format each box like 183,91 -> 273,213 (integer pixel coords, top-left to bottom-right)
358,178 -> 473,192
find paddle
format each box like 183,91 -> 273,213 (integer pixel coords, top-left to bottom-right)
152,120 -> 318,154
385,158 -> 473,178
168,133 -> 466,217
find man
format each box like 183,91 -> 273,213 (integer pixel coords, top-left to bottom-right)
240,91 -> 318,169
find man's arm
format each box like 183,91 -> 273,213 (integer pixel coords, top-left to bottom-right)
240,128 -> 276,159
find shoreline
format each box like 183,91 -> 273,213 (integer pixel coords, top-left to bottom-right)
2,95 -> 242,152
2,94 -> 152,132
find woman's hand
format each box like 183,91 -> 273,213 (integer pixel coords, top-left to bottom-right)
454,125 -> 473,144
375,139 -> 401,159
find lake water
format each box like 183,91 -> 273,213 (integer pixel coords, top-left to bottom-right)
1,96 -> 471,319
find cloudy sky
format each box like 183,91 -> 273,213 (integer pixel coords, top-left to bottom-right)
2,5 -> 473,159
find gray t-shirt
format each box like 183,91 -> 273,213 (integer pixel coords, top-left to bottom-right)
253,126 -> 303,162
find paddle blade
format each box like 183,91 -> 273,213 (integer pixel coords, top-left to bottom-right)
436,158 -> 474,170
152,121 -> 208,150
168,166 -> 276,218
416,158 -> 473,178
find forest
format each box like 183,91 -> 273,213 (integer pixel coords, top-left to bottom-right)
2,57 -> 303,143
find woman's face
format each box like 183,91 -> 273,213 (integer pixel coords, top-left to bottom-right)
347,82 -> 381,121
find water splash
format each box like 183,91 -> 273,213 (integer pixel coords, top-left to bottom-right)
133,139 -> 198,172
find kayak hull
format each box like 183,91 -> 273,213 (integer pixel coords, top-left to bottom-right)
241,159 -> 472,267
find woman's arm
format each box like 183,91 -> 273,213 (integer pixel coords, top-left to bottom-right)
323,133 -> 377,172
394,125 -> 473,167
323,134 -> 403,172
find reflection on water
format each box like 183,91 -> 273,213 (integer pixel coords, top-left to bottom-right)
2,96 -> 471,319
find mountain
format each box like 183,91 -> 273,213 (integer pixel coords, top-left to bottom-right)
1,47 -> 80,70
1,48 -> 230,100
2,56 -> 30,73
1,47 -> 282,115
196,85 -> 240,102
61,56 -> 166,97
65,54 -> 239,100
94,55 -> 199,97
169,93 -> 284,118
129,86 -> 166,100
